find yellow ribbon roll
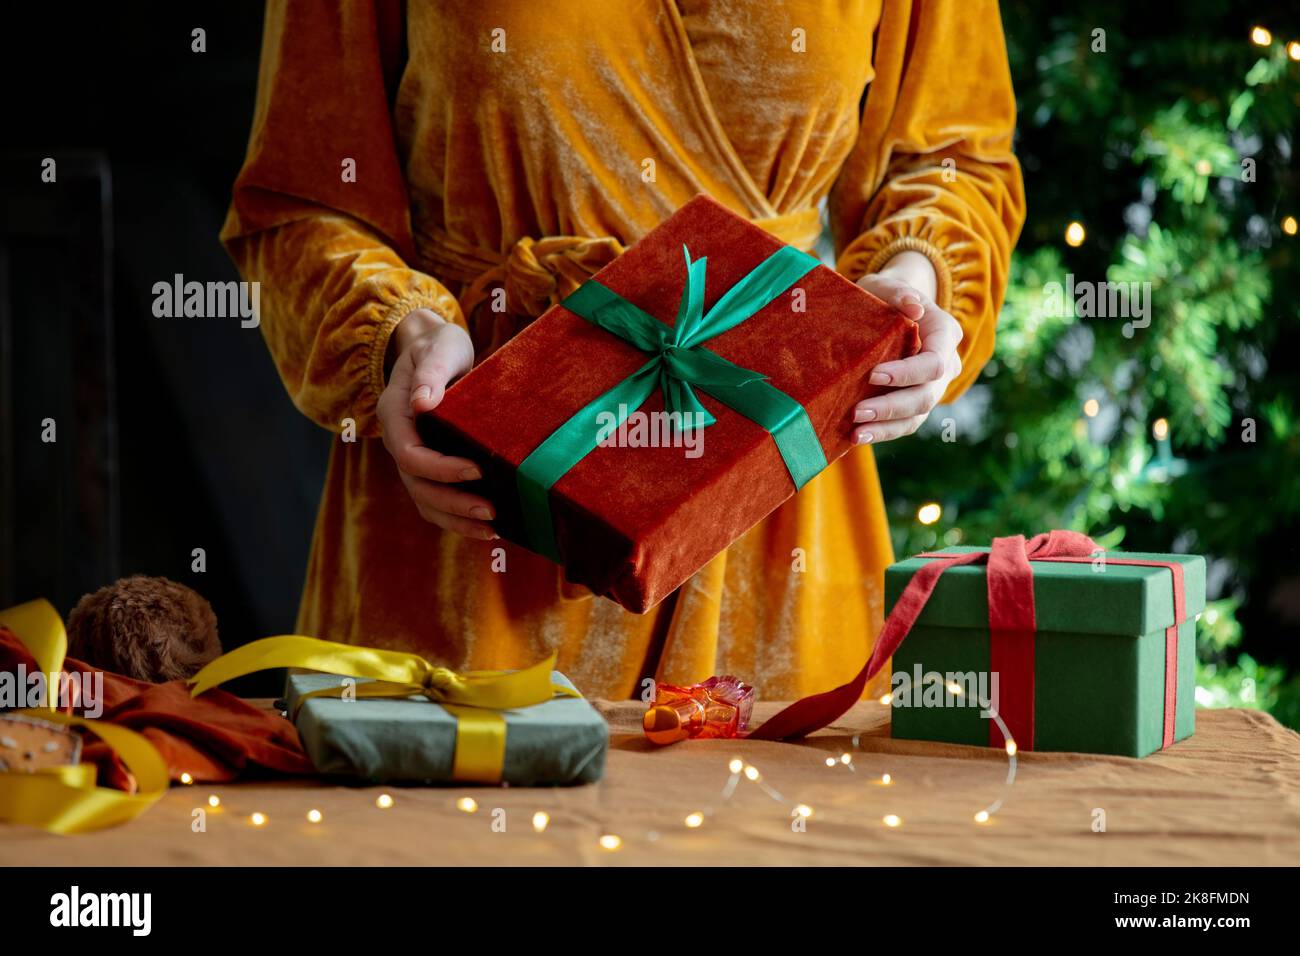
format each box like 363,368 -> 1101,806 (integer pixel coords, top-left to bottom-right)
0,599 -> 169,834
187,635 -> 577,783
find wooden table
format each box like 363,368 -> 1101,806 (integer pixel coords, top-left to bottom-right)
4,703 -> 1298,866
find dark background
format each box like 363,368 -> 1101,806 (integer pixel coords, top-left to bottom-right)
1,4 -> 321,664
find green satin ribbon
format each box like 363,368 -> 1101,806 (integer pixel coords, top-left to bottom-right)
518,244 -> 829,560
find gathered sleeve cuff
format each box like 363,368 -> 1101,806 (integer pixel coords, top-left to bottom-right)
831,0 -> 1027,404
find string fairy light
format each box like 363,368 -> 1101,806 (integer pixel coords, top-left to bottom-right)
825,681 -> 1018,826
1250,26 -> 1272,46
179,772 -> 193,785
306,809 -> 323,824
1064,221 -> 1086,247
375,793 -> 394,810
207,795 -> 220,808
418,698 -> 1019,849
248,812 -> 268,827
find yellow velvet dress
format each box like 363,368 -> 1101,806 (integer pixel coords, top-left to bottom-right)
221,0 -> 1025,701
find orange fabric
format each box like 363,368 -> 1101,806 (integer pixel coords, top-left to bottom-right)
0,627 -> 313,789
219,0 -> 1025,701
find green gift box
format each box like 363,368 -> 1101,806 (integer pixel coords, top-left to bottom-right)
883,547 -> 1204,757
284,671 -> 608,785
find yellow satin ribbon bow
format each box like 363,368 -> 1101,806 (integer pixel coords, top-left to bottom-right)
188,635 -> 577,783
0,600 -> 169,834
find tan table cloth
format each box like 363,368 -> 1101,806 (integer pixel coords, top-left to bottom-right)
4,703 -> 1297,866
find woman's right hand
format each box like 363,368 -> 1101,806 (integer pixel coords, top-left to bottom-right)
377,309 -> 497,539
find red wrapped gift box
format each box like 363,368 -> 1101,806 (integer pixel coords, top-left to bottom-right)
420,195 -> 919,612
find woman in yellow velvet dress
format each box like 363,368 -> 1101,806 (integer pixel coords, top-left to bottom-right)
221,0 -> 1024,703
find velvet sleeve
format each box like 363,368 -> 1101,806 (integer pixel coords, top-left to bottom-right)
219,0 -> 465,437
830,0 -> 1026,403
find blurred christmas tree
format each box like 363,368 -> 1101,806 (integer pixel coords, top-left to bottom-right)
874,2 -> 1300,727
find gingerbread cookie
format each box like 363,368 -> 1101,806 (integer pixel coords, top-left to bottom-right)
0,713 -> 82,772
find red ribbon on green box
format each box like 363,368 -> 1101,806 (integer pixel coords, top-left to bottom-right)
751,530 -> 1190,750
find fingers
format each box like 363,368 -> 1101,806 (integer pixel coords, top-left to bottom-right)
855,273 -> 926,321
868,350 -> 949,388
855,381 -> 944,426
868,309 -> 964,387
853,414 -> 927,445
399,472 -> 498,540
408,323 -> 474,415
851,280 -> 965,443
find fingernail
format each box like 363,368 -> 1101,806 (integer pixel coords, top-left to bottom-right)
856,407 -> 877,423
459,467 -> 481,480
901,294 -> 922,307
857,431 -> 875,445
870,372 -> 891,386
412,385 -> 431,402
470,506 -> 493,520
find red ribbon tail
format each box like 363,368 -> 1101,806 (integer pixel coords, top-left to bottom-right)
748,551 -> 986,741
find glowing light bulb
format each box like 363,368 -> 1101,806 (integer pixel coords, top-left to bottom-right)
945,680 -> 964,696
917,502 -> 942,525
456,797 -> 477,813
881,773 -> 892,785
307,809 -> 323,824
883,814 -> 902,828
1194,159 -> 1213,176
839,753 -> 852,765
743,765 -> 761,781
974,810 -> 991,824
825,757 -> 837,767
1152,417 -> 1169,440
1288,41 -> 1300,61
532,811 -> 550,832
879,693 -> 892,706
1064,221 -> 1086,247
207,795 -> 220,808
599,834 -> 623,851
249,812 -> 268,827
1283,216 -> 1298,236
1251,26 -> 1272,46
375,793 -> 395,809
794,804 -> 814,819
1083,398 -> 1100,418
1005,741 -> 1018,757
728,757 -> 744,774
684,812 -> 705,828
179,773 -> 193,785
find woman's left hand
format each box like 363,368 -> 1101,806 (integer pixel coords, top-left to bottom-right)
852,260 -> 964,445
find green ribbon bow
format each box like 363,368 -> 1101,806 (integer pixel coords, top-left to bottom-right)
517,243 -> 830,561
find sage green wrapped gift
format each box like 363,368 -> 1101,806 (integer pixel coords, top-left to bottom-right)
285,671 -> 608,785
884,547 -> 1204,757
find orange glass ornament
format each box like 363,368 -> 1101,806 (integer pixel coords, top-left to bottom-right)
643,676 -> 755,746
